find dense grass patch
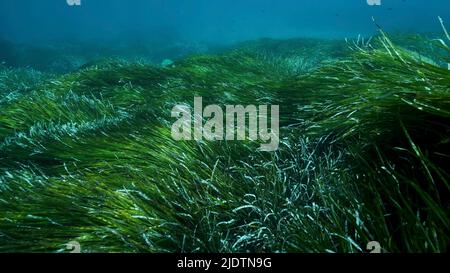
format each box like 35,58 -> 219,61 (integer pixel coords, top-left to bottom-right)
0,33 -> 448,253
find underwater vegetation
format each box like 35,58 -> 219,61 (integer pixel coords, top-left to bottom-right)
0,29 -> 449,253
0,37 -> 210,74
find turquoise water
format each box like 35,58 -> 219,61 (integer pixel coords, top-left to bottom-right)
1,0 -> 449,43
0,0 -> 449,254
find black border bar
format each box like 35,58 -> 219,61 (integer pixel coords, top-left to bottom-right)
0,253 -> 445,272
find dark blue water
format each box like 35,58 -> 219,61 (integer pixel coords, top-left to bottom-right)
1,0 -> 450,44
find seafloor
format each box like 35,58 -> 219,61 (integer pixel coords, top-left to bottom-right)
0,31 -> 449,253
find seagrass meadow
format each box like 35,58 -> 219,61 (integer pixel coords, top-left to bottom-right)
0,30 -> 449,253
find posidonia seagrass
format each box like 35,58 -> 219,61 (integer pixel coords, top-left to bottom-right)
0,30 -> 448,253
